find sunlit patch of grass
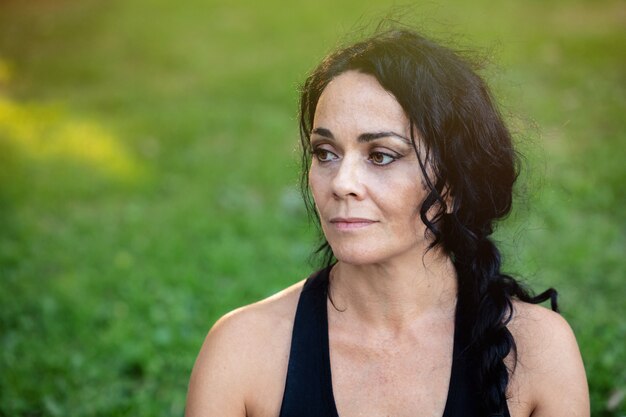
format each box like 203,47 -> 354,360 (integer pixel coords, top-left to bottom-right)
0,97 -> 145,183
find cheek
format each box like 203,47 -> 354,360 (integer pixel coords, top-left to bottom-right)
308,168 -> 320,196
376,164 -> 422,194
308,167 -> 328,207
376,176 -> 425,223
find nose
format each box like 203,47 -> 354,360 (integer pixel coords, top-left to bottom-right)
331,155 -> 366,200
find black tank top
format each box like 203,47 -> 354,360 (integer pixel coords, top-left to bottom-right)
279,266 -> 511,417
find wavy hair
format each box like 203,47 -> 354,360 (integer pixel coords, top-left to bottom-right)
298,28 -> 558,415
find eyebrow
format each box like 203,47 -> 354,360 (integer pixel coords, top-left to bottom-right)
311,127 -> 411,145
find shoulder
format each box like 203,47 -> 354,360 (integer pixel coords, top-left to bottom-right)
185,279 -> 306,417
203,278 -> 305,355
506,300 -> 589,417
508,300 -> 578,357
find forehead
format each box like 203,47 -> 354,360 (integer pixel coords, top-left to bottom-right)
313,70 -> 409,133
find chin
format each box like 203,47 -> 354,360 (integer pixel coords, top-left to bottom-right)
328,242 -> 391,266
327,233 -> 432,266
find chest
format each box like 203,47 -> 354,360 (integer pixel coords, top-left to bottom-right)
329,324 -> 455,417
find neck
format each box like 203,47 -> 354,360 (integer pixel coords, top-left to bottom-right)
328,249 -> 457,332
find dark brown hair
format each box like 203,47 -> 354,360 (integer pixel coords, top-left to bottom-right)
298,28 -> 558,415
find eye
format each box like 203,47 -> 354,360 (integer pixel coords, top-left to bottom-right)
369,151 -> 396,166
312,148 -> 339,163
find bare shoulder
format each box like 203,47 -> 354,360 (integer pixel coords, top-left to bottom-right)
507,300 -> 590,417
508,300 -> 579,358
185,279 -> 305,417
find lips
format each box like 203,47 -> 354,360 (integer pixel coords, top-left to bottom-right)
329,217 -> 377,230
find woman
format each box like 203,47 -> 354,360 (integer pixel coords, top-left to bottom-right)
185,29 -> 589,417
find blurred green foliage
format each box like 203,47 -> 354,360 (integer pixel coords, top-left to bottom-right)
0,0 -> 624,415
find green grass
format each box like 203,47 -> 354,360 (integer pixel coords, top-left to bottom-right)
0,0 -> 624,416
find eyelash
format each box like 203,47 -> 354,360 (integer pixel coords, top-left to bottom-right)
311,148 -> 400,166
311,148 -> 338,163
369,151 -> 397,166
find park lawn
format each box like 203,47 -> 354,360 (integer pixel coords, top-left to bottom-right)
0,0 -> 624,415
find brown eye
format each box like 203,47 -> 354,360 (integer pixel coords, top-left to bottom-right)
369,152 -> 395,166
313,148 -> 338,162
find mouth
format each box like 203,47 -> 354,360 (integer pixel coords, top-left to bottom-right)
329,217 -> 377,231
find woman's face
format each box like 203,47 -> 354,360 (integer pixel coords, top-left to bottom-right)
309,70 -> 430,265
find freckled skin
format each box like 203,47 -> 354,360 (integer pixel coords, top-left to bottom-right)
309,71 -> 429,266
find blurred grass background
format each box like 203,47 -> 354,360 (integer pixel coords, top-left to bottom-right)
0,0 -> 624,415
